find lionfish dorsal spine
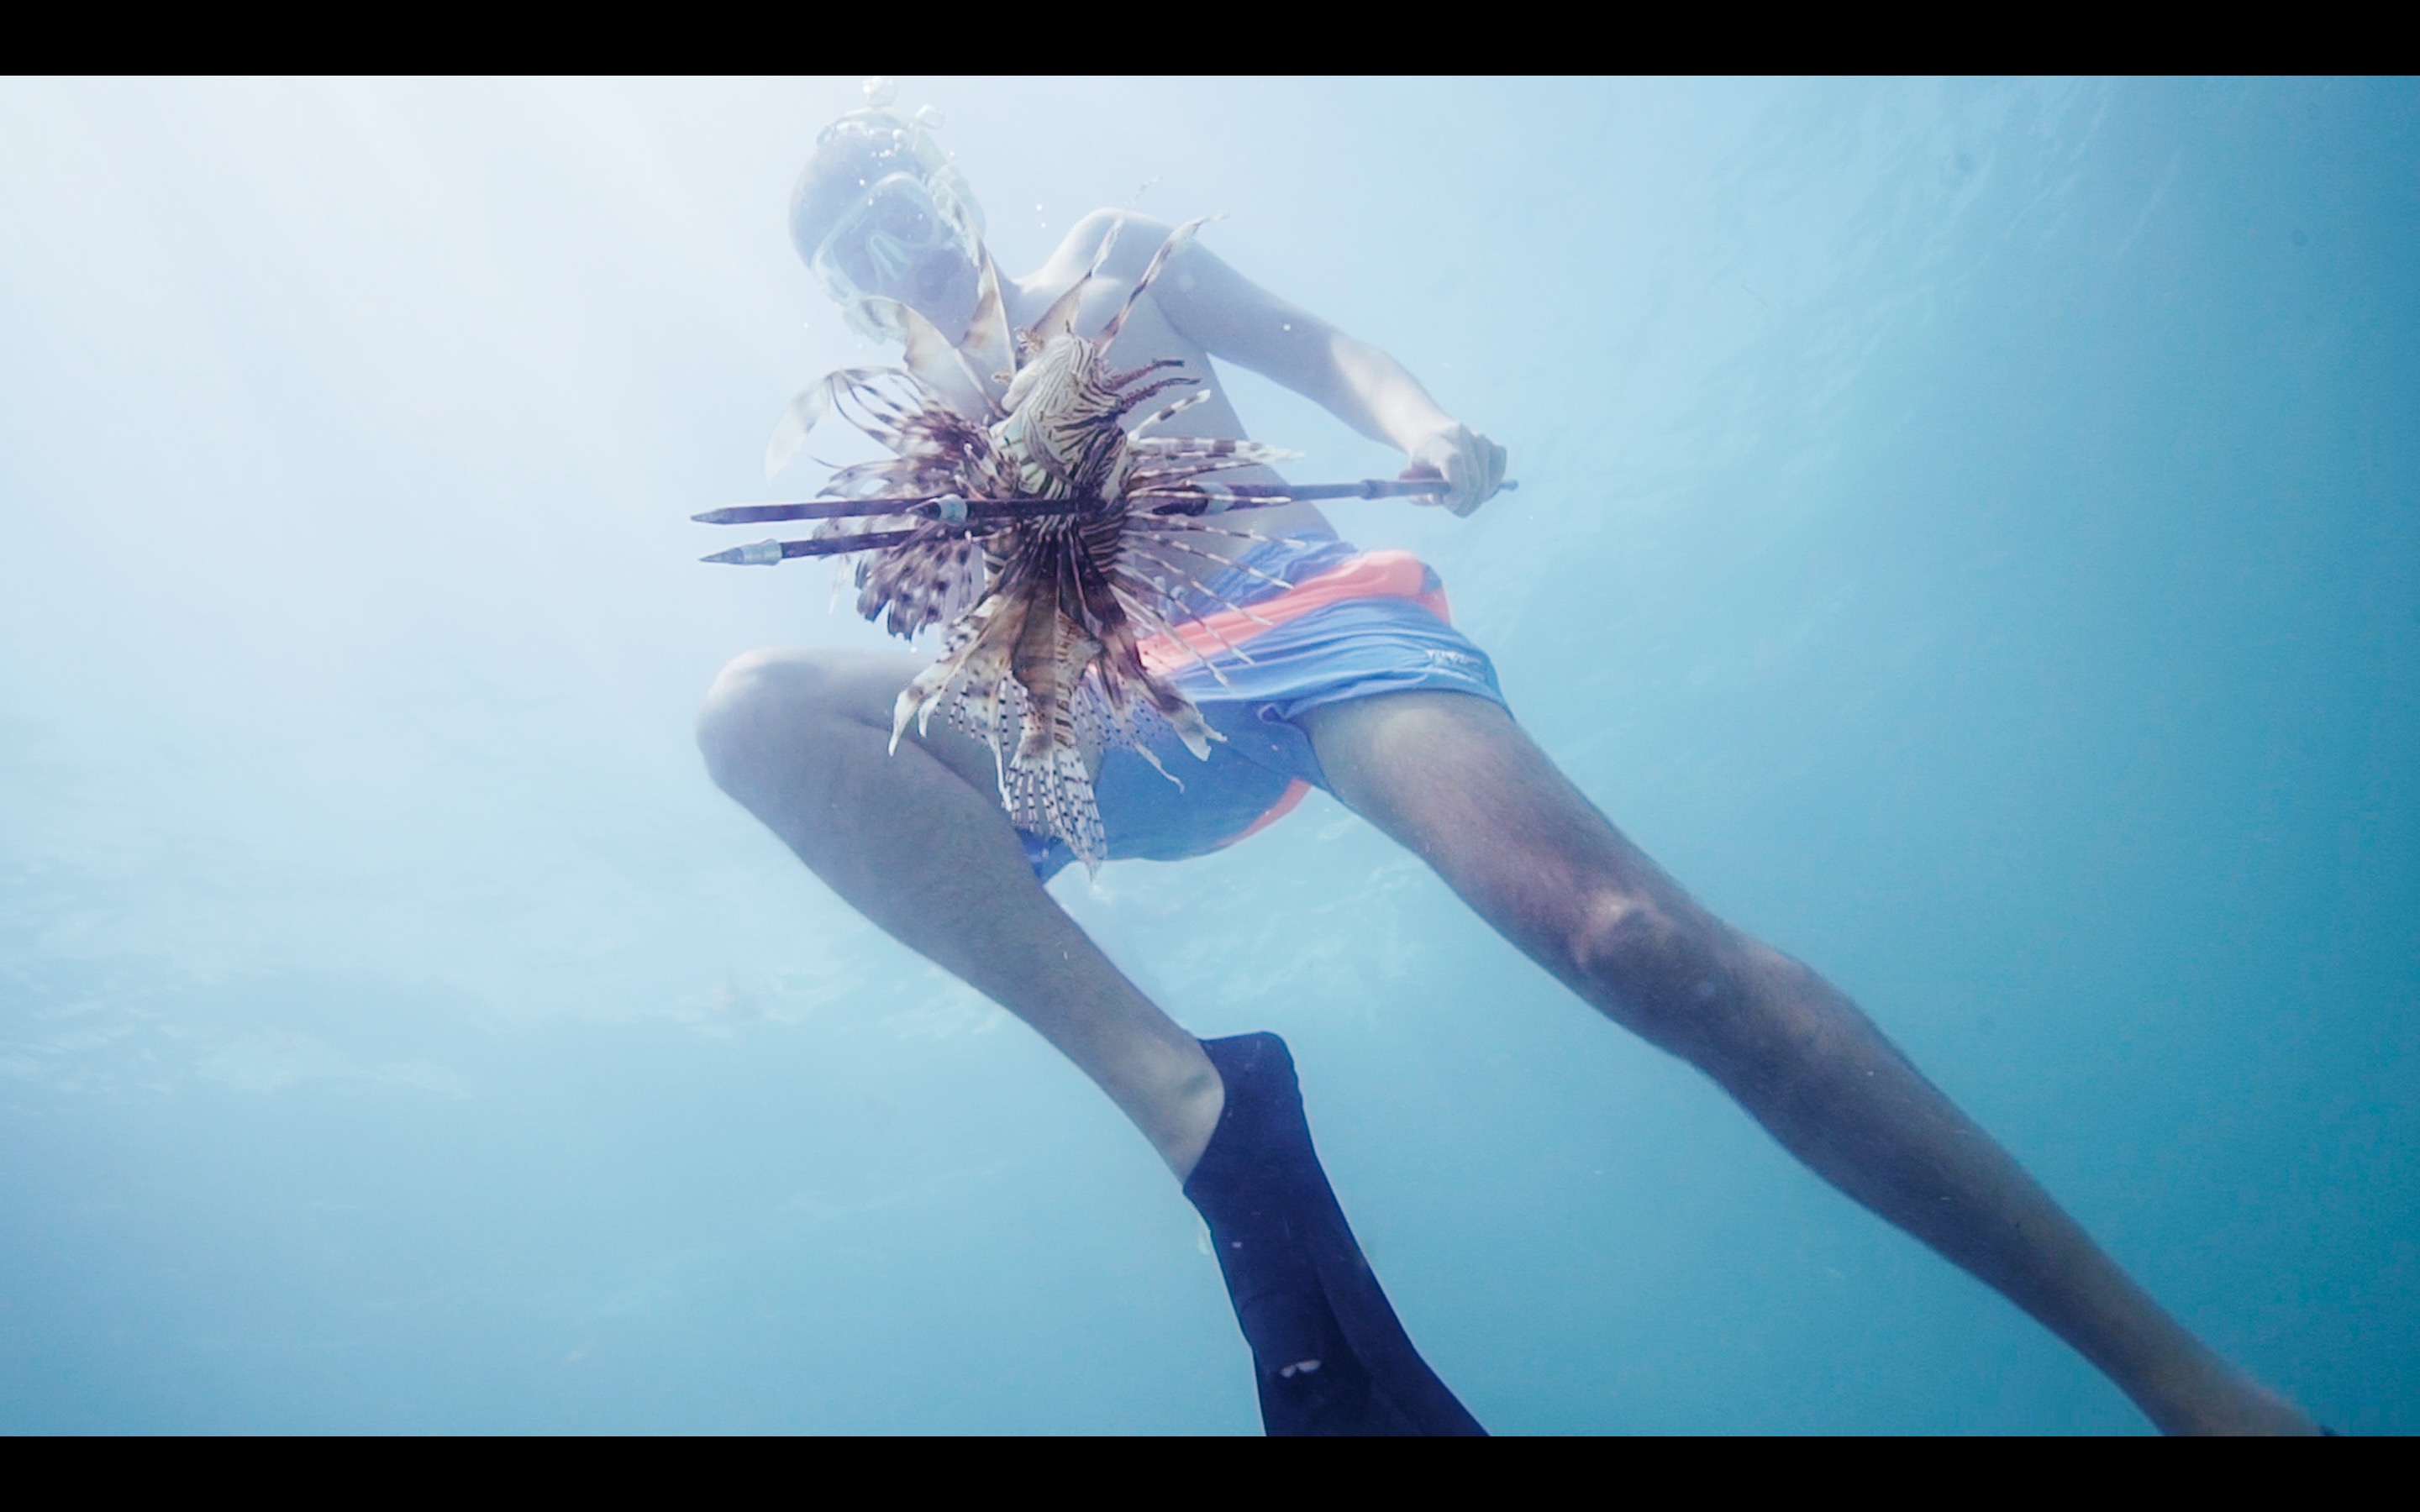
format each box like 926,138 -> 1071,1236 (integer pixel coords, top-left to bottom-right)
1098,214 -> 1216,347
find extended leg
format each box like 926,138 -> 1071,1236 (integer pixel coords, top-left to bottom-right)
1302,690 -> 2312,1435
697,647 -> 1223,1173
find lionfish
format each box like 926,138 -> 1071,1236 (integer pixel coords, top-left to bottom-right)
758,220 -> 1301,871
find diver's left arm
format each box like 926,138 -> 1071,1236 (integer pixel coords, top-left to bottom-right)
1152,236 -> 1507,516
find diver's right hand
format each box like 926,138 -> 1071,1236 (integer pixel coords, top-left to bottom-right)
1402,423 -> 1508,517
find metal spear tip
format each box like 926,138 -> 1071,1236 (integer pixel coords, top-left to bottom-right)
701,538 -> 786,566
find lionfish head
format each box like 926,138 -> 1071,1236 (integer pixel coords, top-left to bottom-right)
1001,333 -> 1093,415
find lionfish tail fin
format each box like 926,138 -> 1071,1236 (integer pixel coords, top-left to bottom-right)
1002,737 -> 1107,873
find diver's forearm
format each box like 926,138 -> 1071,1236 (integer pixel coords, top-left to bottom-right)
1317,332 -> 1459,452
1231,316 -> 1455,452
1160,241 -> 1457,449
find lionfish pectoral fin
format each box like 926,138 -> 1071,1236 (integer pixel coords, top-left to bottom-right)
892,657 -> 965,753
1131,389 -> 1213,435
765,373 -> 842,481
960,252 -> 1016,403
1127,738 -> 1184,792
887,688 -> 923,755
1113,375 -> 1199,418
1129,437 -> 1303,465
1104,357 -> 1188,390
860,296 -> 993,421
1163,701 -> 1217,761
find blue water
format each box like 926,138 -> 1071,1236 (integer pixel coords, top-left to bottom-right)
1,77 -> 2412,1434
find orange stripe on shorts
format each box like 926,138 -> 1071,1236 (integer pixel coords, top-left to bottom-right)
1136,549 -> 1450,854
1137,549 -> 1449,677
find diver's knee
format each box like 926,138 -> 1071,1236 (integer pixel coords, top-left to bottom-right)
695,647 -> 847,785
1568,891 -> 1806,1068
1568,892 -> 1702,1026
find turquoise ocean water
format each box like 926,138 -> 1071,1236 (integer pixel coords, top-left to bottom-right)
0,77 -> 2412,1433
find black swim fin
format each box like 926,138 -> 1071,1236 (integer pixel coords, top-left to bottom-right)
1183,1032 -> 1486,1436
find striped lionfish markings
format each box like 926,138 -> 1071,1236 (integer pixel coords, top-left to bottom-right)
767,218 -> 1302,871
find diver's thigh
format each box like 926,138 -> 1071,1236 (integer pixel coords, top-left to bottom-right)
1300,690 -> 1667,919
1301,690 -> 1580,843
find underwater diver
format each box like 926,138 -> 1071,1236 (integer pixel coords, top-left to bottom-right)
695,99 -> 2317,1436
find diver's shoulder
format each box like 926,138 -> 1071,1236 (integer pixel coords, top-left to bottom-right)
1058,209 -> 1175,277
1012,211 -> 1181,318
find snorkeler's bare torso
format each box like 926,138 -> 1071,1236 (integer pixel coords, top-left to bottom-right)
1000,211 -> 1332,564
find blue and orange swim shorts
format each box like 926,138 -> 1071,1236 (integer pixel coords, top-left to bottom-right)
1019,532 -> 1507,881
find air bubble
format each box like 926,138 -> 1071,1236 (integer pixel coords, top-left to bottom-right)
863,76 -> 898,107
914,104 -> 946,129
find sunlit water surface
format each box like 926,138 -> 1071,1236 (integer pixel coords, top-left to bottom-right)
1,77 -> 2413,1433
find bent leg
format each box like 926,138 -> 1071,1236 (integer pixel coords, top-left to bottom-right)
701,649 -> 1483,1432
697,646 -> 1221,1174
1302,690 -> 2310,1435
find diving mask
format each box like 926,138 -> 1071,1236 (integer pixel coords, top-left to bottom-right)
808,170 -> 979,310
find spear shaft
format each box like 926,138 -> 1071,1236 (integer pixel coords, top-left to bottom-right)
691,475 -> 1513,537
